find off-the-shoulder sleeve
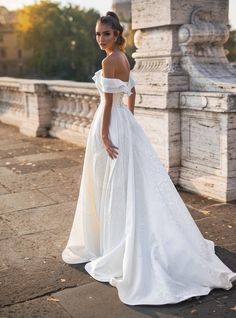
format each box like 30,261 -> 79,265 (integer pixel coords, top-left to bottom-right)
101,70 -> 135,96
128,70 -> 135,90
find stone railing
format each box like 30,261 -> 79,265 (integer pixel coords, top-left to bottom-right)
48,81 -> 99,145
0,79 -> 25,127
0,78 -> 99,146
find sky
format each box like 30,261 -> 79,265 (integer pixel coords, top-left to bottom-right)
0,0 -> 112,15
0,0 -> 235,29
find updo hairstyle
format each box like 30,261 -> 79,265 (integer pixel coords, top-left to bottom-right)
98,11 -> 126,52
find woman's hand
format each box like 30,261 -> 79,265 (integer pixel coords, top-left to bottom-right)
102,135 -> 119,160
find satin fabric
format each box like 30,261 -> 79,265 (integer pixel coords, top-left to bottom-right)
62,69 -> 236,305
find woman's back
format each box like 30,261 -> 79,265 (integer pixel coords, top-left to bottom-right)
102,50 -> 131,82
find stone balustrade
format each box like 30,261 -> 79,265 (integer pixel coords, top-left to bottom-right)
48,82 -> 99,145
0,79 -> 24,127
0,78 -> 99,146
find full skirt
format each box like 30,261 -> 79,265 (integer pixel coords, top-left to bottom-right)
62,102 -> 236,305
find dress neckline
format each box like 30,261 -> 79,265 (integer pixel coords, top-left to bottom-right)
98,69 -> 129,83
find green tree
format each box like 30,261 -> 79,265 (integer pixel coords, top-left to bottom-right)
123,19 -> 136,70
224,25 -> 236,62
62,4 -> 103,80
16,0 -> 101,81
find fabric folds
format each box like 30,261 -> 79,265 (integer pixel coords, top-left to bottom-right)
62,68 -> 236,305
92,69 -> 135,96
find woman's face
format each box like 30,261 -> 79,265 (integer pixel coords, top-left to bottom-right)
95,21 -> 116,51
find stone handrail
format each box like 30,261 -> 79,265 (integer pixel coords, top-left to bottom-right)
0,77 -> 100,146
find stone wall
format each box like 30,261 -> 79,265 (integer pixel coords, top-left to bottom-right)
131,0 -> 236,201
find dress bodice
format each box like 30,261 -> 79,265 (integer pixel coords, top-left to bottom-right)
92,69 -> 135,106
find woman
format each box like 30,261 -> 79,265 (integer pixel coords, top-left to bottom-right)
62,11 -> 236,305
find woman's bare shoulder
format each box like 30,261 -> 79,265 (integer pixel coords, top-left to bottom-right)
102,51 -> 131,77
102,55 -> 116,78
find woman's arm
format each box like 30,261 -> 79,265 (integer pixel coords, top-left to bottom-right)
101,57 -> 119,160
101,92 -> 113,141
101,57 -> 114,141
127,86 -> 136,114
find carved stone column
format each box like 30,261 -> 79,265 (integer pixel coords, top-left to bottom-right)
131,0 -> 189,182
132,0 -> 236,201
178,6 -> 236,202
20,82 -> 52,137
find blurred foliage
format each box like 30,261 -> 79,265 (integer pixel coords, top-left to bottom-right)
16,0 -> 102,81
123,18 -> 136,70
13,0 -> 236,80
224,25 -> 236,62
16,0 -> 136,81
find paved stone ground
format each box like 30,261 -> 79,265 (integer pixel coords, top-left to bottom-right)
0,122 -> 235,318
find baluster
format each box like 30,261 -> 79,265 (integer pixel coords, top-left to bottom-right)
80,95 -> 90,128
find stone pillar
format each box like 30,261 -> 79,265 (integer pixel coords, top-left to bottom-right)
178,5 -> 236,202
19,82 -> 52,137
131,0 -> 189,182
132,0 -> 236,202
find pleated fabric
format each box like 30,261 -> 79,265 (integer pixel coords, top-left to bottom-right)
62,69 -> 236,305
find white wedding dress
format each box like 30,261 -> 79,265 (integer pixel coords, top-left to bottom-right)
62,69 -> 236,305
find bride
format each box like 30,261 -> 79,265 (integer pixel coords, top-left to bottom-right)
62,11 -> 236,305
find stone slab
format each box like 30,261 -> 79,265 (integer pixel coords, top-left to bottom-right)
38,183 -> 79,204
2,201 -> 76,235
219,243 -> 236,253
0,184 -> 9,195
196,215 -> 236,246
0,237 -> 23,270
176,291 -> 236,318
0,167 -> 15,177
178,189 -> 219,211
132,0 -> 228,29
54,282 -> 154,318
62,148 -> 85,163
0,141 -> 32,151
52,167 -> 82,184
203,202 -> 236,218
0,151 -> 65,166
0,258 -> 92,307
54,281 -> 219,318
0,218 -> 15,240
0,295 -> 72,317
186,206 -> 211,221
0,189 -> 55,214
29,136 -> 80,151
0,145 -> 51,160
21,229 -> 67,259
0,228 -> 69,263
0,170 -> 72,192
3,157 -> 78,175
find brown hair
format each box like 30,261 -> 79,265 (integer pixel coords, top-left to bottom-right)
97,11 -> 126,52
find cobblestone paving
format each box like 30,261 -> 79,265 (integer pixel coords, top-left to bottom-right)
0,122 -> 235,318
